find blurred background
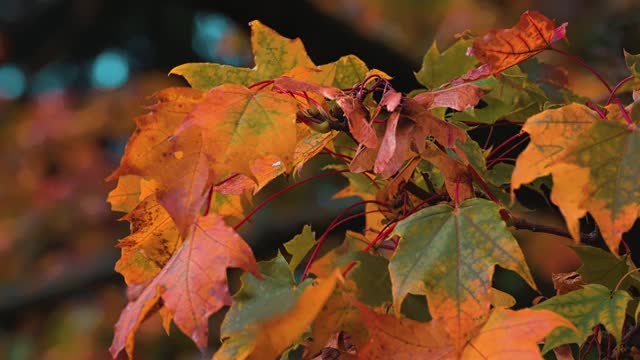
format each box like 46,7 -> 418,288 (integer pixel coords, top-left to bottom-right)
1,0 -> 640,358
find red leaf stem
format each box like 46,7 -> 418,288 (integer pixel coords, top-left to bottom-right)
606,75 -> 634,105
202,186 -> 213,216
487,131 -> 525,160
300,199 -> 391,281
586,101 -> 607,119
234,169 -> 350,230
467,165 -> 500,204
486,136 -> 530,168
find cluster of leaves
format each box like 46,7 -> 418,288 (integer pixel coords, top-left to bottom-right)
107,11 -> 640,359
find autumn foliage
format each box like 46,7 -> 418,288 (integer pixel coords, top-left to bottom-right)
107,11 -> 640,359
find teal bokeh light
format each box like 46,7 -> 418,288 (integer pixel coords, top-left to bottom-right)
0,64 -> 26,100
91,50 -> 129,89
192,12 -> 230,61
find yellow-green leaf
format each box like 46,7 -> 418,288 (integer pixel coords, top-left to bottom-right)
571,245 -> 640,292
284,225 -> 316,273
171,21 -> 313,89
415,39 -> 477,89
215,253 -> 339,360
172,21 -> 371,92
177,84 -> 299,180
513,102 -> 640,253
390,198 -> 535,347
534,283 -> 631,353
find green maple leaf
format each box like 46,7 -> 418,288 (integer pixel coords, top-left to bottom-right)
216,253 -> 338,360
415,39 -> 477,89
171,20 -> 369,90
172,20 -> 313,89
450,66 -> 547,124
284,225 -> 316,273
571,245 -> 640,292
624,50 -> 640,79
389,198 -> 535,345
519,58 -> 584,105
534,284 -> 631,353
344,251 -> 392,307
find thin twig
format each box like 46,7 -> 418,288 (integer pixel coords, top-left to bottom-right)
509,216 -> 600,244
607,75 -> 634,105
510,216 -> 572,238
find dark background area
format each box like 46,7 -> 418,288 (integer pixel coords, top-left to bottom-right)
1,0 -> 640,358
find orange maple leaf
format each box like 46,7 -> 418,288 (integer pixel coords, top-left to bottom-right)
468,11 -> 567,75
512,102 -> 640,253
115,194 -> 182,286
107,88 -> 209,236
357,303 -> 575,359
461,308 -> 577,359
175,84 -> 299,181
109,213 -> 258,359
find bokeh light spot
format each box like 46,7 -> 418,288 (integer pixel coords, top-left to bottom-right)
192,12 -> 230,61
0,64 -> 26,99
91,50 -> 129,89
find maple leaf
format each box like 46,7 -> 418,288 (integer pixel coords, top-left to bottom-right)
349,111 -> 417,178
282,54 -> 371,89
309,230 -> 368,278
624,50 -> 640,80
284,225 -> 316,273
534,284 -> 631,352
336,95 -> 379,149
356,302 -> 456,359
571,245 -> 640,292
210,126 -> 338,200
214,254 -> 339,360
292,128 -> 338,174
401,97 -> 467,149
307,287 -> 367,358
172,20 -> 373,93
110,213 -> 258,358
419,141 -> 473,201
490,288 -> 516,308
176,84 -> 299,180
375,157 -> 422,222
551,272 -> 585,296
415,39 -> 478,89
115,195 -> 182,286
206,190 -> 247,226
389,198 -> 536,347
461,308 -> 577,359
518,58 -> 582,105
108,175 -> 143,213
374,111 -> 405,174
345,251 -> 393,307
171,21 -> 314,89
357,301 -> 574,359
450,66 -> 550,124
107,87 -> 209,236
312,244 -> 393,308
412,84 -> 486,111
512,102 -> 640,253
468,11 -> 567,75
348,94 -> 470,179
